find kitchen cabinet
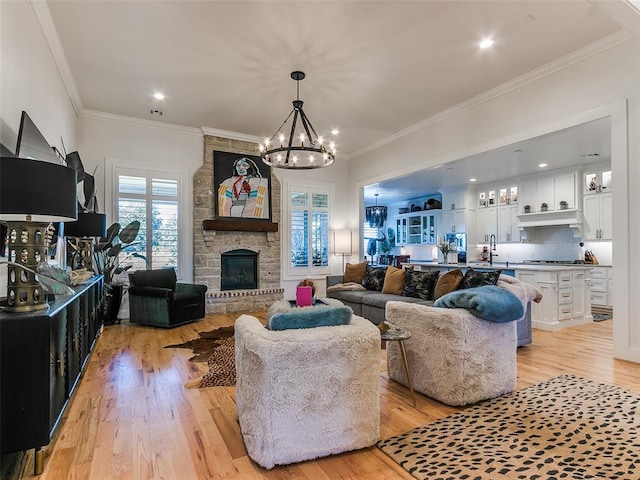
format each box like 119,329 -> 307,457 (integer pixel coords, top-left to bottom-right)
396,212 -> 439,245
475,207 -> 497,244
441,188 -> 472,234
0,276 -> 104,475
497,204 -> 520,243
516,268 -> 591,331
590,266 -> 613,307
520,172 -> 577,213
583,192 -> 612,240
442,209 -> 466,234
584,165 -> 612,195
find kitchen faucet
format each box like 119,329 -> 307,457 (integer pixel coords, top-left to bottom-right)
489,234 -> 497,266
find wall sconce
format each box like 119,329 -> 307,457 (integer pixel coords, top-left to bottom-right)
333,229 -> 352,273
64,212 -> 107,271
0,157 -> 77,312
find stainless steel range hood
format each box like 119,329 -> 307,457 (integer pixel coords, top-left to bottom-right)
517,209 -> 583,238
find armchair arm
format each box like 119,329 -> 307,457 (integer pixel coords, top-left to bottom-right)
326,275 -> 345,288
176,282 -> 207,296
128,285 -> 174,299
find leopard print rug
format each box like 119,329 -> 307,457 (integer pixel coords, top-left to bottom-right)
377,374 -> 640,480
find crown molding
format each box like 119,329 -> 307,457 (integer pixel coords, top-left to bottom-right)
351,30 -> 634,159
30,0 -> 83,115
79,109 -> 203,136
200,127 -> 261,143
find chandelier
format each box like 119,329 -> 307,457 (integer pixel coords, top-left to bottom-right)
365,194 -> 387,228
259,71 -> 336,170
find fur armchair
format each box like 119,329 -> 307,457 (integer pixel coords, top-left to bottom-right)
385,276 -> 542,406
234,314 -> 381,469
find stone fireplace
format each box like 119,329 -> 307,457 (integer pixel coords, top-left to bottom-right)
193,135 -> 283,314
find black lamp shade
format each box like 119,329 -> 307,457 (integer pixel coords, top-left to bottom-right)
65,212 -> 107,237
0,157 -> 77,222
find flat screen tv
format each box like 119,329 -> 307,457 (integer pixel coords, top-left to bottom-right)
15,110 -> 61,164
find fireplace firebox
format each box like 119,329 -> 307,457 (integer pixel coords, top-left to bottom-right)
221,249 -> 258,290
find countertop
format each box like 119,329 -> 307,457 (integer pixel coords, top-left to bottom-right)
404,261 -> 598,271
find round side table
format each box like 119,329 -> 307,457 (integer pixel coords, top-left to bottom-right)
380,328 -> 416,406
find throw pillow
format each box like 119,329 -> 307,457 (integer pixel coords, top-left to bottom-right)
382,266 -> 406,295
402,269 -> 441,300
344,260 -> 368,283
267,299 -> 353,330
433,285 -> 524,322
459,266 -> 502,290
433,267 -> 464,300
362,266 -> 387,292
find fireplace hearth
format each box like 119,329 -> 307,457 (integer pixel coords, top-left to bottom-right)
221,249 -> 258,290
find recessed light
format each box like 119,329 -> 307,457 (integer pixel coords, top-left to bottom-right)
479,38 -> 494,49
153,92 -> 165,100
538,163 -> 548,168
469,178 -> 477,182
331,129 -> 339,135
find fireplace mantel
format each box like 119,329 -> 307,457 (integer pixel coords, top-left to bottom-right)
203,219 -> 279,233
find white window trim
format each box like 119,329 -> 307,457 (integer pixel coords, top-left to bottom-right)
281,177 -> 334,281
104,158 -> 192,281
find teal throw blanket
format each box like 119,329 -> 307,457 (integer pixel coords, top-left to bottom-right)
433,285 -> 524,322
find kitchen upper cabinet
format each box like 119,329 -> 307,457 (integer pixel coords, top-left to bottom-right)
396,212 -> 439,245
442,209 -> 466,234
421,213 -> 438,244
536,177 -> 555,211
583,192 -> 612,240
584,165 -> 612,195
554,173 -> 577,210
475,208 -> 497,244
498,204 -> 520,243
396,216 -> 408,245
519,172 -> 577,213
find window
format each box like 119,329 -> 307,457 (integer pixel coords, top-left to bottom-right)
363,222 -> 379,264
115,169 -> 180,276
283,180 -> 333,278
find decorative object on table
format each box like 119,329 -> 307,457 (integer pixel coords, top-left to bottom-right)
94,220 -> 148,322
365,193 -> 387,228
295,285 -> 313,307
378,375 -> 640,480
540,202 -> 549,212
0,156 -> 77,312
297,278 -> 316,297
65,212 -> 107,271
524,204 -> 531,213
259,71 -> 336,170
559,200 -> 569,210
437,242 -> 452,264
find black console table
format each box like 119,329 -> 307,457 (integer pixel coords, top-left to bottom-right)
0,275 -> 104,474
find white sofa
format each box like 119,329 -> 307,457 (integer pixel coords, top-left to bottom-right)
385,276 -> 542,406
234,314 -> 381,469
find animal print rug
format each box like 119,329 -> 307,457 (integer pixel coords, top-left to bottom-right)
377,374 -> 640,480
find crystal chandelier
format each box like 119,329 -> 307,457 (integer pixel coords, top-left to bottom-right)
260,71 -> 336,170
365,194 -> 387,228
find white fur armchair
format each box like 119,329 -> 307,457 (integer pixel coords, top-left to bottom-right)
385,276 -> 542,406
234,314 -> 381,469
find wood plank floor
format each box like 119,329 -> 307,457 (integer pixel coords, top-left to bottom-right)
1,314 -> 638,480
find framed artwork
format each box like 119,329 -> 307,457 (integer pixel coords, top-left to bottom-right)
214,151 -> 271,220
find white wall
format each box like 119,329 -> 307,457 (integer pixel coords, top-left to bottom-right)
349,38 -> 640,362
0,1 -> 78,294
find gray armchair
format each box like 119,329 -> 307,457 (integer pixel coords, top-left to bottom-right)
128,268 -> 207,328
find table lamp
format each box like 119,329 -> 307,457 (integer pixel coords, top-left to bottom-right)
0,157 -> 77,312
65,212 -> 107,271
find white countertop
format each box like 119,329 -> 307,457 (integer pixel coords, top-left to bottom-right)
405,261 -> 597,271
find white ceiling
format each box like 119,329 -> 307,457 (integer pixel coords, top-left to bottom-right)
46,0 -> 623,159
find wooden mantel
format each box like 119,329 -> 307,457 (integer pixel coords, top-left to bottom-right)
203,218 -> 279,233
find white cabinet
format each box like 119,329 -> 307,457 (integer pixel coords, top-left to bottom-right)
584,165 -> 612,195
520,172 -> 577,213
442,209 -> 466,234
590,266 -> 613,307
497,204 -> 520,243
442,189 -> 468,211
396,212 -> 439,245
475,208 -> 497,244
554,173 -> 577,210
516,268 -> 592,331
583,192 -> 612,240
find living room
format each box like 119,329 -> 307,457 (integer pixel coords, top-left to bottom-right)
1,1 -> 640,478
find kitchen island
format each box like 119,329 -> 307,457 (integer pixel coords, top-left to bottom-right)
404,261 -> 593,331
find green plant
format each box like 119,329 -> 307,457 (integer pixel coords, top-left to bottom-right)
93,220 -> 148,284
378,227 -> 396,254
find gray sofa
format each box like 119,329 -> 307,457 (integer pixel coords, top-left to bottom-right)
326,274 -> 533,347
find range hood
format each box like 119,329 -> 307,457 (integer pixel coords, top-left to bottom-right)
517,209 -> 583,238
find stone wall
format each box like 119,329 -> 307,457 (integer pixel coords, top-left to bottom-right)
194,135 -> 283,313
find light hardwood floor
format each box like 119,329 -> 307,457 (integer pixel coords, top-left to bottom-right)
1,314 -> 638,480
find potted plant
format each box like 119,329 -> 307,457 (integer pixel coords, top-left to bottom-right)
94,220 -> 148,322
524,205 -> 531,213
540,202 -> 549,212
